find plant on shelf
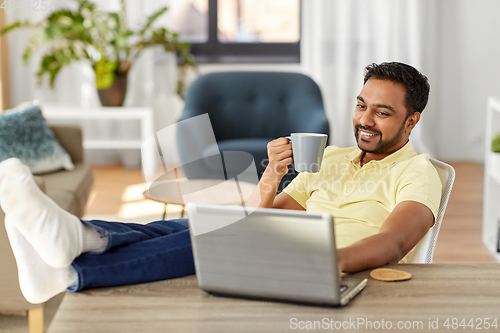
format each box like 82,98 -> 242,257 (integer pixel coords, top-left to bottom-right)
1,0 -> 195,106
491,133 -> 500,179
492,134 -> 500,154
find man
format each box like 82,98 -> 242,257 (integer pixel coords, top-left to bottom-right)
0,62 -> 441,304
254,62 -> 441,274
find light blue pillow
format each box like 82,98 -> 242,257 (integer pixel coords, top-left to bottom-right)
0,104 -> 74,174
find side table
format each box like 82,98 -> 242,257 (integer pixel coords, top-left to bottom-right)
143,178 -> 257,219
41,105 -> 155,176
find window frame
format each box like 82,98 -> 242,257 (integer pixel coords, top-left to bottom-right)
189,0 -> 300,63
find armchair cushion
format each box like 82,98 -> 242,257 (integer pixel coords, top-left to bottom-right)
178,72 -> 330,191
0,104 -> 74,174
202,138 -> 272,173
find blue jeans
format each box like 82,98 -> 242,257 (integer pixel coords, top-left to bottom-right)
69,218 -> 194,291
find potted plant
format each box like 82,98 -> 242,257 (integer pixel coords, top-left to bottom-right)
491,133 -> 500,179
1,0 -> 195,106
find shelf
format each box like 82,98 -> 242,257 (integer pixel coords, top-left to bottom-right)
489,97 -> 500,114
41,105 -> 157,176
83,140 -> 144,149
488,171 -> 500,185
483,96 -> 500,262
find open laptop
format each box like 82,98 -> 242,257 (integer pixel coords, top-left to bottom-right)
186,203 -> 367,306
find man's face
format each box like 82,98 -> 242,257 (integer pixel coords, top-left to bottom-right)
353,78 -> 419,156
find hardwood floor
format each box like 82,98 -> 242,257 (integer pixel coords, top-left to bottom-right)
85,163 -> 184,220
433,162 -> 496,263
85,163 -> 158,216
86,162 -> 497,263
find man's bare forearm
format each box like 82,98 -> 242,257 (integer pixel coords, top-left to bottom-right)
338,201 -> 434,273
337,232 -> 403,273
246,168 -> 283,208
246,137 -> 293,208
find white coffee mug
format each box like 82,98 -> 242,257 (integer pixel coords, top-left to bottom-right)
287,133 -> 328,173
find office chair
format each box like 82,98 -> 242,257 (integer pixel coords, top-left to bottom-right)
407,159 -> 456,263
177,71 -> 330,191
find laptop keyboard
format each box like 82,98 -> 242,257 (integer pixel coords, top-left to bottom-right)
340,284 -> 348,294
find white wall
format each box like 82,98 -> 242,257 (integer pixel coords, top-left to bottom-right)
436,0 -> 500,162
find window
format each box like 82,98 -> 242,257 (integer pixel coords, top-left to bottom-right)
168,0 -> 300,63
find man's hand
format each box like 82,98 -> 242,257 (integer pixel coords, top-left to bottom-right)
266,137 -> 293,180
246,137 -> 299,209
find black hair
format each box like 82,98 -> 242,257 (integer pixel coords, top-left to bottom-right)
364,62 -> 430,115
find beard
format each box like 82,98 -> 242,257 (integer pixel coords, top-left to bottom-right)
354,118 -> 408,154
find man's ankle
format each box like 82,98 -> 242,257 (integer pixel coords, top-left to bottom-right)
81,225 -> 108,253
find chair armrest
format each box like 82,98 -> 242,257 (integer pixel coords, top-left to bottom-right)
50,125 -> 84,164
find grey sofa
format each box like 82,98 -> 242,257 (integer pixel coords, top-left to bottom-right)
0,124 -> 93,332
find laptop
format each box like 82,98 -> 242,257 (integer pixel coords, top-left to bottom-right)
186,203 -> 367,306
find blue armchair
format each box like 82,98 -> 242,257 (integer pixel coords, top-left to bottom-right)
177,71 -> 329,191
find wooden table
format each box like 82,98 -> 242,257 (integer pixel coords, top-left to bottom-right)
48,264 -> 500,332
143,178 -> 257,219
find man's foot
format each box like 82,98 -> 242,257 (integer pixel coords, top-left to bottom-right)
4,219 -> 77,304
0,158 -> 84,268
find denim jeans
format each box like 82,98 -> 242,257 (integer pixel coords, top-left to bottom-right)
69,218 -> 194,291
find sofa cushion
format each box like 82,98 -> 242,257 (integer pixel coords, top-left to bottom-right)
40,162 -> 94,218
0,104 -> 74,174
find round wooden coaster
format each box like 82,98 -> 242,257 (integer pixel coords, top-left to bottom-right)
369,268 -> 412,282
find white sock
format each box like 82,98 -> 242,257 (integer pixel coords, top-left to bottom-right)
0,158 -> 87,268
4,219 -> 77,304
82,224 -> 108,253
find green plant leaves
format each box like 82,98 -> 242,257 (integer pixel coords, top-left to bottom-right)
95,58 -> 118,89
37,46 -> 81,87
140,7 -> 168,36
1,22 -> 22,34
1,0 -> 194,99
491,134 -> 500,153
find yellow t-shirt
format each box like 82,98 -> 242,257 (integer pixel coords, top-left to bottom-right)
283,141 -> 442,262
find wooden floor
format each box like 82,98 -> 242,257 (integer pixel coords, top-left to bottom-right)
433,162 -> 496,263
85,162 -> 497,264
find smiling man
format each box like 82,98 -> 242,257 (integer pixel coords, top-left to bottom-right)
1,62 -> 441,304
252,62 -> 441,273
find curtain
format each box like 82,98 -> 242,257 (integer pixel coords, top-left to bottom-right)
301,0 -> 440,156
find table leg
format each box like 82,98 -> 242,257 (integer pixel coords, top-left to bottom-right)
162,203 -> 167,220
28,307 -> 44,333
161,204 -> 185,220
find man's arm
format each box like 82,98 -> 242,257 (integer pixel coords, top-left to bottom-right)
272,192 -> 305,210
337,200 -> 434,273
246,137 -> 305,210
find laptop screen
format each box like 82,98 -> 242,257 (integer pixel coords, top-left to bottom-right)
187,204 -> 341,304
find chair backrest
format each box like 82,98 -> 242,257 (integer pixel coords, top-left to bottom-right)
177,72 -> 330,182
179,71 -> 329,140
406,159 -> 455,263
